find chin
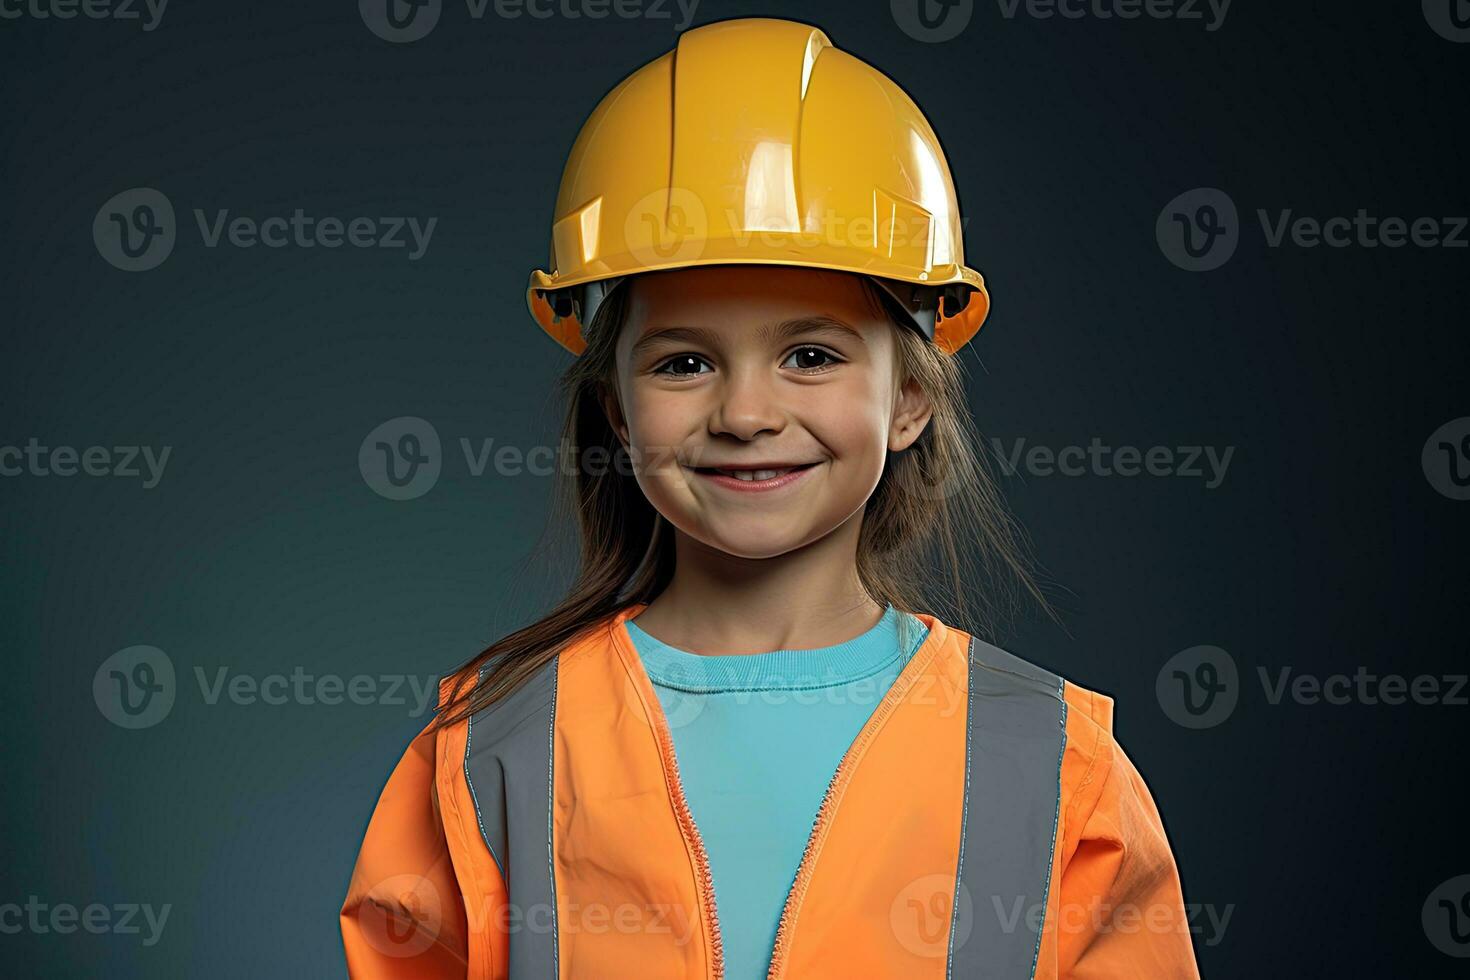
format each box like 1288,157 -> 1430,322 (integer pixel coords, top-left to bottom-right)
692,520 -> 829,561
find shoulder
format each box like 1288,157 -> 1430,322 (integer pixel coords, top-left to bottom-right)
958,630 -> 1115,733
435,653 -> 564,751
955,630 -> 1120,820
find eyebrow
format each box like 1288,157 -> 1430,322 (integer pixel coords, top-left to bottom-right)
629,316 -> 865,358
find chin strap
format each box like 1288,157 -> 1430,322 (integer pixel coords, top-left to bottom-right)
864,277 -> 974,344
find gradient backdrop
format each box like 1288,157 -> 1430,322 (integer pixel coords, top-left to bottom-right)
2,1 -> 1467,976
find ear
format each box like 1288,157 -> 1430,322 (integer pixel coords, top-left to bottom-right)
601,386 -> 630,448
888,376 -> 934,452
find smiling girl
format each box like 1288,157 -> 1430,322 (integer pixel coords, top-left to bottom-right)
341,16 -> 1200,980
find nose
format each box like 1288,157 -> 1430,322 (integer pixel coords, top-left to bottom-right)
708,364 -> 786,441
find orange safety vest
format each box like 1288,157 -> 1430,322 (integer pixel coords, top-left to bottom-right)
340,603 -> 1202,978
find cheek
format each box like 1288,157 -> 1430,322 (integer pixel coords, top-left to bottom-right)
621,387 -> 697,466
813,379 -> 892,456
621,385 -> 670,439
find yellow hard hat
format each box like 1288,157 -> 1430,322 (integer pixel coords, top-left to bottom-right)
525,17 -> 990,356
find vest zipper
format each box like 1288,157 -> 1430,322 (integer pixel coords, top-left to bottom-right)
764,640 -> 928,980
764,750 -> 846,979
648,694 -> 726,980
619,606 -> 942,980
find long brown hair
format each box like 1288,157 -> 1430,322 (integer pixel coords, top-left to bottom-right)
428,270 -> 1055,734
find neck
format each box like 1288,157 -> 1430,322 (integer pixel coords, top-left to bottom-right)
635,513 -> 884,655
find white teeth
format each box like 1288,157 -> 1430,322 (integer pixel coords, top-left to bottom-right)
717,468 -> 792,481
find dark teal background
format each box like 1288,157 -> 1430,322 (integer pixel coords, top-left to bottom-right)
2,1 -> 1467,976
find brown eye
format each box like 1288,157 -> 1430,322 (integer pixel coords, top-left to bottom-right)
653,354 -> 712,377
782,346 -> 840,371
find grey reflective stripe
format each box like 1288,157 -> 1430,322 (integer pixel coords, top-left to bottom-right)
464,656 -> 559,980
948,636 -> 1068,980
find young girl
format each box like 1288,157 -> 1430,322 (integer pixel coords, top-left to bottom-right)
341,17 -> 1200,980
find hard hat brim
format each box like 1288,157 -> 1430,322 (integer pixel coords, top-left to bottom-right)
527,255 -> 989,358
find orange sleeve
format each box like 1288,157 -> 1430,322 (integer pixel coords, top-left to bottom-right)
1057,730 -> 1202,979
340,720 -> 472,979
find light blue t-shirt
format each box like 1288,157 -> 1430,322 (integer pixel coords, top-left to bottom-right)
625,604 -> 930,979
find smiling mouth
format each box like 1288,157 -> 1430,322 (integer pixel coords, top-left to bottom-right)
691,462 -> 820,481
686,461 -> 823,489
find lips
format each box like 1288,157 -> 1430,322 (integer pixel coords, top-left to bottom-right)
689,461 -> 821,491
711,466 -> 800,481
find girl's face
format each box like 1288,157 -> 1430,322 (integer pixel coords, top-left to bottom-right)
604,265 -> 933,560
